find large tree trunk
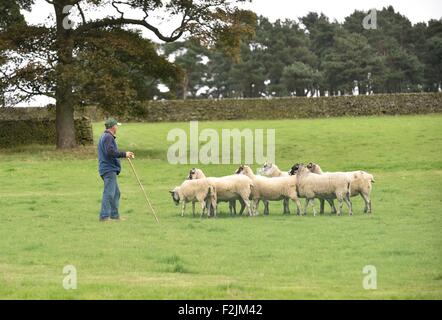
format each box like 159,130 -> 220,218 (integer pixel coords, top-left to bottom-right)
54,1 -> 76,149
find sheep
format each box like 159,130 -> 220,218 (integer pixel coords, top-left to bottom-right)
188,168 -> 254,216
258,162 -> 289,178
289,163 -> 352,216
257,162 -> 290,214
169,178 -> 217,217
306,162 -> 375,213
235,165 -> 302,215
289,163 -> 337,214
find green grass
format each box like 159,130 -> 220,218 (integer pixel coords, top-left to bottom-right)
1,114 -> 441,299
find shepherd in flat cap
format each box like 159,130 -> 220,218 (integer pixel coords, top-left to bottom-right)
97,118 -> 134,222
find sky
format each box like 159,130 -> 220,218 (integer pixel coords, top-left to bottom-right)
23,0 -> 442,41
15,0 -> 442,106
241,0 -> 442,24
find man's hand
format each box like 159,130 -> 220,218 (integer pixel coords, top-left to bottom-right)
126,151 -> 135,159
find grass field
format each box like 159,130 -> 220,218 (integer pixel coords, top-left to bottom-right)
0,114 -> 441,299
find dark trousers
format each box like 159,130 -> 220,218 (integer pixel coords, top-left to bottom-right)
100,171 -> 120,219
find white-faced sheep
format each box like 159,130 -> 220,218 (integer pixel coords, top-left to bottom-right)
236,165 -> 302,215
169,179 -> 217,217
307,162 -> 374,213
188,168 -> 254,216
257,162 -> 290,214
258,162 -> 289,177
289,163 -> 352,216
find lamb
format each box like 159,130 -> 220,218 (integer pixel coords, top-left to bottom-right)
257,162 -> 290,214
235,165 -> 302,215
187,168 -> 254,216
306,162 -> 375,213
169,178 -> 217,217
289,163 -> 352,216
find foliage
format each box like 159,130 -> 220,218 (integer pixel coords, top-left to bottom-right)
0,0 -> 256,148
169,8 -> 441,98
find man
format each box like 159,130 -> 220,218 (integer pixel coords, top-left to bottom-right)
98,118 -> 134,222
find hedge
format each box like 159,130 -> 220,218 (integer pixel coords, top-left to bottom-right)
0,93 -> 440,148
0,116 -> 93,148
78,92 -> 442,122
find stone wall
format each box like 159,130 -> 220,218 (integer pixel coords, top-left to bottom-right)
79,92 -> 442,122
0,93 -> 440,148
0,115 -> 93,148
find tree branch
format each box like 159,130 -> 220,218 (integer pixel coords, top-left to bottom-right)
76,3 -> 86,25
74,17 -> 187,42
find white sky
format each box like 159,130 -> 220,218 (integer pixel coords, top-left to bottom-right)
242,0 -> 442,24
23,0 -> 442,41
15,0 -> 442,106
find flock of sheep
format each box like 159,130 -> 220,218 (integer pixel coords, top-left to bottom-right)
169,162 -> 375,217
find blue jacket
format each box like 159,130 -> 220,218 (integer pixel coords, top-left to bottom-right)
98,130 -> 126,176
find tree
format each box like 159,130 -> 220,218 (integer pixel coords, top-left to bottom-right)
163,40 -> 209,99
321,30 -> 383,94
414,19 -> 442,91
343,6 -> 424,92
281,61 -> 322,96
0,0 -> 255,149
74,28 -> 182,112
204,16 -> 317,98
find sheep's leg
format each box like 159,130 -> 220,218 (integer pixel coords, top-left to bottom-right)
303,199 -> 309,216
309,199 -> 317,216
319,199 -> 325,214
206,200 -> 212,216
212,199 -> 217,218
253,199 -> 260,216
200,201 -> 207,218
344,196 -> 353,216
192,201 -> 195,217
361,192 -> 371,214
233,200 -> 237,215
242,198 -> 253,216
181,202 -> 186,217
264,200 -> 269,215
283,198 -> 290,214
238,199 -> 246,215
327,199 -> 337,214
291,197 -> 302,215
337,197 -> 343,216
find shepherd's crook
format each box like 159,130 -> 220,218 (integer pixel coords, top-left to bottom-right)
127,157 -> 159,223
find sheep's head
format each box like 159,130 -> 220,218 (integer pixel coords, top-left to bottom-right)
187,168 -> 197,180
295,164 -> 310,176
307,162 -> 322,174
258,161 -> 274,176
188,168 -> 205,179
235,165 -> 245,174
236,165 -> 253,176
289,163 -> 302,175
169,187 -> 180,205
